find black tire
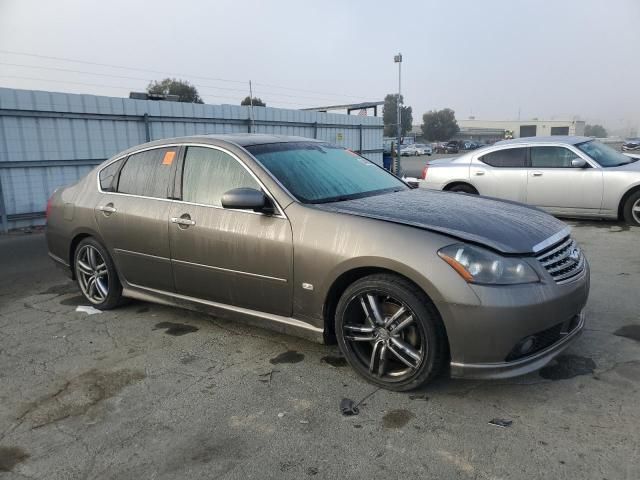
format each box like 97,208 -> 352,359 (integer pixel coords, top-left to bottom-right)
335,274 -> 447,392
74,237 -> 123,310
448,184 -> 478,194
622,190 -> 640,226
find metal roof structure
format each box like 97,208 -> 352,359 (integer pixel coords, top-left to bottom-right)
301,101 -> 384,116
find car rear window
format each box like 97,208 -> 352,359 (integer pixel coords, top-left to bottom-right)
480,148 -> 527,167
117,148 -> 176,198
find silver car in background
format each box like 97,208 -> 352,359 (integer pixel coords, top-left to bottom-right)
421,136 -> 640,225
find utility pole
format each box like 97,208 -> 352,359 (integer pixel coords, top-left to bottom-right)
394,53 -> 403,175
249,80 -> 255,133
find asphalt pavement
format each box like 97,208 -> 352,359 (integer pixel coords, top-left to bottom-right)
0,223 -> 639,479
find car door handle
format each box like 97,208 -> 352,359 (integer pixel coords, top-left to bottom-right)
473,170 -> 485,176
171,217 -> 196,226
531,171 -> 543,177
98,205 -> 117,213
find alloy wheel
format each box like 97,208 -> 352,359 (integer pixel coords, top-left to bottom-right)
633,198 -> 640,224
341,291 -> 425,381
76,245 -> 109,304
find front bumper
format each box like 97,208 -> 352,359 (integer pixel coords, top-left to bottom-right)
442,260 -> 590,379
450,311 -> 585,379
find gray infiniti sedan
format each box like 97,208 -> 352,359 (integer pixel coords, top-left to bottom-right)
46,134 -> 589,391
420,136 -> 640,225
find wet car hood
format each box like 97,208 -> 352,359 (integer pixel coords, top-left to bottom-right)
314,189 -> 568,255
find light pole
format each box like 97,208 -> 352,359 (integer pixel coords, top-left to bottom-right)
394,53 -> 402,175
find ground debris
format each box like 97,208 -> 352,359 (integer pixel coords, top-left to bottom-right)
340,398 -> 359,416
488,418 -> 513,428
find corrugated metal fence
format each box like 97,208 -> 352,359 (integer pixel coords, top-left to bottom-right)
0,87 -> 383,232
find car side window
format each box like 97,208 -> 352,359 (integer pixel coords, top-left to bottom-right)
99,158 -> 124,191
182,146 -> 260,206
479,148 -> 527,167
530,146 -> 579,168
117,148 -> 176,198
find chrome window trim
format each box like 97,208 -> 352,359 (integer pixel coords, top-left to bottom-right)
472,142 -> 600,169
96,143 -> 288,219
531,226 -> 572,253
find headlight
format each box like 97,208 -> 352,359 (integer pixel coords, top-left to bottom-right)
438,244 -> 539,285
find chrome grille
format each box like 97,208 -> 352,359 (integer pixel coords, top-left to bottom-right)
536,236 -> 585,284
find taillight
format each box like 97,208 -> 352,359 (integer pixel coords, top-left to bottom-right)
46,194 -> 54,221
421,164 -> 429,180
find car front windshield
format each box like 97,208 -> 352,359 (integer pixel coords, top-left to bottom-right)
247,142 -> 407,204
576,140 -> 634,167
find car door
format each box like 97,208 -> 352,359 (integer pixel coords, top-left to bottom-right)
526,145 -> 603,214
168,145 -> 293,317
469,147 -> 528,202
94,146 -> 177,292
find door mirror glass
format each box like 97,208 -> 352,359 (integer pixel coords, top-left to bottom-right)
221,188 -> 268,212
571,158 -> 587,168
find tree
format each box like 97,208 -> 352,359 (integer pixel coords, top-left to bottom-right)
421,108 -> 460,141
241,96 -> 266,107
147,78 -> 203,103
584,124 -> 607,138
383,94 -> 413,138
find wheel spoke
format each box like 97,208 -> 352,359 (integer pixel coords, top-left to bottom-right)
388,344 -> 419,369
366,294 -> 384,325
358,296 -> 375,327
390,337 -> 422,363
391,315 -> 414,334
384,305 -> 407,328
87,277 -> 97,298
377,343 -> 388,377
344,324 -> 375,333
87,247 -> 97,269
369,340 -> 383,373
77,260 -> 93,275
95,278 -> 108,298
344,333 -> 377,342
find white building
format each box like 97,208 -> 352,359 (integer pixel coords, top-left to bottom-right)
456,118 -> 585,141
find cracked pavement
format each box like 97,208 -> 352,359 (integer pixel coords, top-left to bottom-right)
0,222 -> 639,479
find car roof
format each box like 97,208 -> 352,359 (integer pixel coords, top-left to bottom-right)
110,134 -> 324,158
496,135 -> 591,146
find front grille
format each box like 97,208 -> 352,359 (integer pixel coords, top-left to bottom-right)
536,236 -> 585,284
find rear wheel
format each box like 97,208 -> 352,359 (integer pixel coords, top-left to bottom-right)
335,274 -> 447,391
74,238 -> 123,310
448,184 -> 478,194
623,190 -> 640,226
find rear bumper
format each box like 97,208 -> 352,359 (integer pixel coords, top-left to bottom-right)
450,311 -> 585,379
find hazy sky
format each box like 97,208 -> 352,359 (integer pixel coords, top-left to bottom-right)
1,0 -> 638,132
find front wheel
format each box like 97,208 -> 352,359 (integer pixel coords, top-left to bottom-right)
335,274 -> 447,391
74,237 -> 123,310
623,191 -> 640,226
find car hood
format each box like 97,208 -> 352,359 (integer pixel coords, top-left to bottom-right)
314,189 -> 568,255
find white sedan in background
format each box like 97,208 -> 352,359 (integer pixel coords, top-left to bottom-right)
420,136 -> 640,225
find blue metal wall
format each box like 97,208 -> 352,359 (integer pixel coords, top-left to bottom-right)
0,87 -> 383,232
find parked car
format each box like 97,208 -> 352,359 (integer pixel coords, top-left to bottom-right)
444,141 -> 460,153
414,143 -> 433,156
400,145 -> 420,156
421,136 -> 640,225
47,134 -> 589,391
622,138 -> 640,152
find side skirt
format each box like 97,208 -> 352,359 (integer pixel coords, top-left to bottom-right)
122,283 -> 325,344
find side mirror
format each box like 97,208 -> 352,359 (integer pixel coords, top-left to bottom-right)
571,158 -> 588,168
221,188 -> 269,212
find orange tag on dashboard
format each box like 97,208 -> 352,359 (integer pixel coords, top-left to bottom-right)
162,151 -> 176,165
